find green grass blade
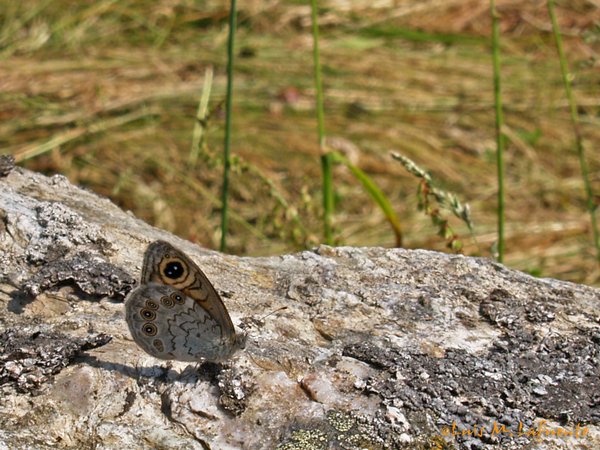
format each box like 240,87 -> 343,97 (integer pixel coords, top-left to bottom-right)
220,0 -> 237,253
490,0 -> 506,263
12,108 -> 159,162
331,151 -> 403,247
547,0 -> 600,263
310,0 -> 333,245
189,65 -> 214,168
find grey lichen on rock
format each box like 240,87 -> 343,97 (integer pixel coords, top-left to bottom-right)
0,167 -> 599,450
0,328 -> 111,394
0,155 -> 15,178
24,252 -> 135,299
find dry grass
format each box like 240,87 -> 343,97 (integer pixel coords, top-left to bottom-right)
1,0 -> 599,284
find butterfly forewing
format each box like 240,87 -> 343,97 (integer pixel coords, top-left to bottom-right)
141,240 -> 236,339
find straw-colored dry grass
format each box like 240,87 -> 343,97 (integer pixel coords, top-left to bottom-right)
2,0 -> 599,284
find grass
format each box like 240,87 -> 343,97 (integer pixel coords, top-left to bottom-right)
1,0 -> 599,285
391,152 -> 474,252
310,0 -> 334,245
490,0 -> 506,262
332,150 -> 403,246
220,0 -> 238,252
547,0 -> 600,263
188,65 -> 213,168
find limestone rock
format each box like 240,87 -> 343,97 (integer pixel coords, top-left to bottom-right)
0,167 -> 598,449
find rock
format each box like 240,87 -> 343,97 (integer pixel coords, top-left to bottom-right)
0,155 -> 15,178
0,167 -> 599,449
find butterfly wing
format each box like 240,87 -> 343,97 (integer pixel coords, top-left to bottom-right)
140,240 -> 238,347
125,283 -> 237,362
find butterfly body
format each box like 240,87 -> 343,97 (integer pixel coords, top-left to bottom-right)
125,241 -> 243,362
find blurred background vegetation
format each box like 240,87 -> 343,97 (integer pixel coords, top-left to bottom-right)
1,0 -> 599,284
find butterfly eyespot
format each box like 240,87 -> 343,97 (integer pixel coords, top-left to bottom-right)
142,323 -> 157,336
160,296 -> 175,308
170,292 -> 185,304
145,300 -> 159,310
140,308 -> 156,320
163,260 -> 184,279
153,339 -> 164,352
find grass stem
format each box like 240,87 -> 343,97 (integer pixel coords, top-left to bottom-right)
220,0 -> 237,253
490,0 -> 506,263
189,65 -> 213,167
12,108 -> 159,162
310,0 -> 333,245
332,151 -> 403,246
547,0 -> 600,263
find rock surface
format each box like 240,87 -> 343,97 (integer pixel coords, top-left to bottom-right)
0,167 -> 599,450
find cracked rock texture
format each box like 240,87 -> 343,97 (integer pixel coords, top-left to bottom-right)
0,167 -> 599,450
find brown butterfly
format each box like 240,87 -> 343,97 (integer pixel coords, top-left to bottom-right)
125,240 -> 244,362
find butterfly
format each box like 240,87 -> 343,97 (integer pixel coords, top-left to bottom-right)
125,240 -> 244,362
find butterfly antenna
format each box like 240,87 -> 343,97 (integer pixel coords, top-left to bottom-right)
258,306 -> 288,322
239,306 -> 288,333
